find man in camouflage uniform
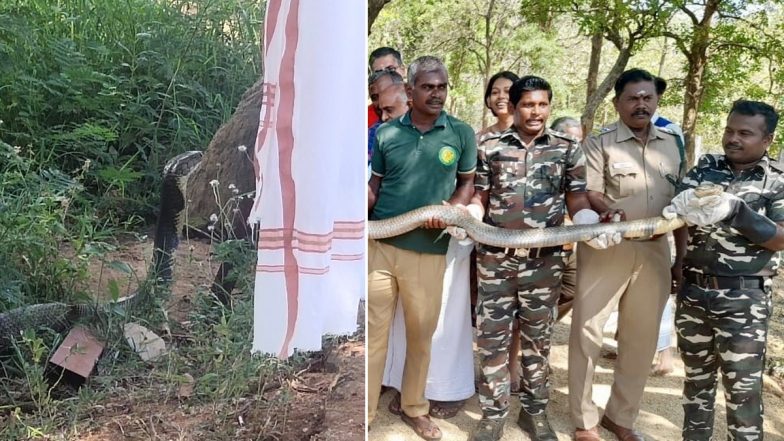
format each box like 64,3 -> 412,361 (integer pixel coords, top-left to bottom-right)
664,100 -> 784,440
465,76 -> 611,441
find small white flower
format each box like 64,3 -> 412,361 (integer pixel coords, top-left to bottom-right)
209,213 -> 218,223
228,183 -> 236,190
237,145 -> 247,153
207,225 -> 215,232
209,179 -> 219,188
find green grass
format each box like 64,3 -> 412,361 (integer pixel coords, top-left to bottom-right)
0,0 -> 263,224
0,2 -> 304,439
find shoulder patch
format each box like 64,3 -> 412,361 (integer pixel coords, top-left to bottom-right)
599,126 -> 616,134
549,129 -> 578,144
770,160 -> 784,173
657,126 -> 677,136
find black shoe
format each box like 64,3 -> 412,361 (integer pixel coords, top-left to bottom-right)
517,410 -> 557,441
470,418 -> 505,441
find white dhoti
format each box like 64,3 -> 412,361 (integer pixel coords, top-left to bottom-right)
382,238 -> 476,401
249,0 -> 365,358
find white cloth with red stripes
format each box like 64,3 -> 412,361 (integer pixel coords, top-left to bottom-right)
382,238 -> 476,401
248,0 -> 365,358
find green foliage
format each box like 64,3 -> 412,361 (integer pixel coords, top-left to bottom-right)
0,0 -> 263,223
371,0 -> 784,157
0,140 -> 96,309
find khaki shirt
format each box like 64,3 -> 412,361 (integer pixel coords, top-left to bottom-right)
583,121 -> 683,220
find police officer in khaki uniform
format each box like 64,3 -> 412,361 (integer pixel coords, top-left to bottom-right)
567,69 -> 687,441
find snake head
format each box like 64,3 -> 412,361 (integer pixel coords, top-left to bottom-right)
693,183 -> 724,198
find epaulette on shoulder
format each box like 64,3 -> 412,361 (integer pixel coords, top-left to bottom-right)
599,125 -> 616,135
657,126 -> 678,137
549,129 -> 578,144
477,131 -> 507,147
769,159 -> 784,173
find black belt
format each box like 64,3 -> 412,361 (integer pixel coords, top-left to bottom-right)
482,245 -> 562,258
684,271 -> 766,290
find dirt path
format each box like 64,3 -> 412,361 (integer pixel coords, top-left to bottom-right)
69,235 -> 365,441
370,314 -> 784,440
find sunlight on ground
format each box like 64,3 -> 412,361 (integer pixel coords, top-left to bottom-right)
371,315 -> 784,440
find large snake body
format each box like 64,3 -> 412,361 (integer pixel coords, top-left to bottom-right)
368,205 -> 685,248
368,185 -> 723,247
0,151 -> 204,353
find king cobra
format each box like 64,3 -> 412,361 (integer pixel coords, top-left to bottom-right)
0,151 -> 204,353
368,184 -> 723,248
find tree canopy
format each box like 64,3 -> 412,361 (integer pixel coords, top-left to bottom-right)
370,0 -> 784,161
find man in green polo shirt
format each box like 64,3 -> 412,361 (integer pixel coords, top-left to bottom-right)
367,55 -> 476,441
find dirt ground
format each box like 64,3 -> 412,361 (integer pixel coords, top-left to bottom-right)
370,283 -> 784,441
67,234 -> 365,441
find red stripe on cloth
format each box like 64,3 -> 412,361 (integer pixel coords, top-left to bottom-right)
333,231 -> 365,240
333,220 -> 365,227
258,240 -> 286,249
260,222 -> 363,235
276,0 -> 300,359
291,241 -> 331,253
257,264 -> 286,272
331,254 -> 364,261
299,267 -> 330,275
264,0 -> 282,53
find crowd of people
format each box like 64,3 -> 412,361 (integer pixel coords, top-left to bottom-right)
366,46 -> 784,441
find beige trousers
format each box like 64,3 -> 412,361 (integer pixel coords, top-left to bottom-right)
568,238 -> 670,429
367,240 -> 446,422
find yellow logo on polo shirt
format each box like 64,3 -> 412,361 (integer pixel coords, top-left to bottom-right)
438,146 -> 457,166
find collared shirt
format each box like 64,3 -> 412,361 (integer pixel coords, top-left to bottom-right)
652,112 -> 685,145
584,120 -> 683,220
680,154 -> 784,276
475,127 -> 585,230
368,120 -> 381,163
370,110 -> 477,254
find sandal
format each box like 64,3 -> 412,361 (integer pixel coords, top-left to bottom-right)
388,391 -> 402,416
401,413 -> 443,441
429,399 -> 464,419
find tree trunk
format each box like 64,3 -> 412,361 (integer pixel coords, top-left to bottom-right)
681,50 -> 708,165
583,30 -> 603,134
679,0 -> 718,166
480,0 -> 495,130
581,43 -> 634,136
657,37 -> 668,76
368,0 -> 393,34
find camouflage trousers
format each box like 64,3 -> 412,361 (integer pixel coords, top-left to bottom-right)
475,246 -> 564,419
675,279 -> 772,441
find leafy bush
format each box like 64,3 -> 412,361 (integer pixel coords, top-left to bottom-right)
0,140 -> 93,308
0,0 -> 263,223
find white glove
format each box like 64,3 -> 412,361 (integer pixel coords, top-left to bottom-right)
663,189 -> 740,226
445,203 -> 484,246
446,225 -> 469,241
572,208 -> 623,250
